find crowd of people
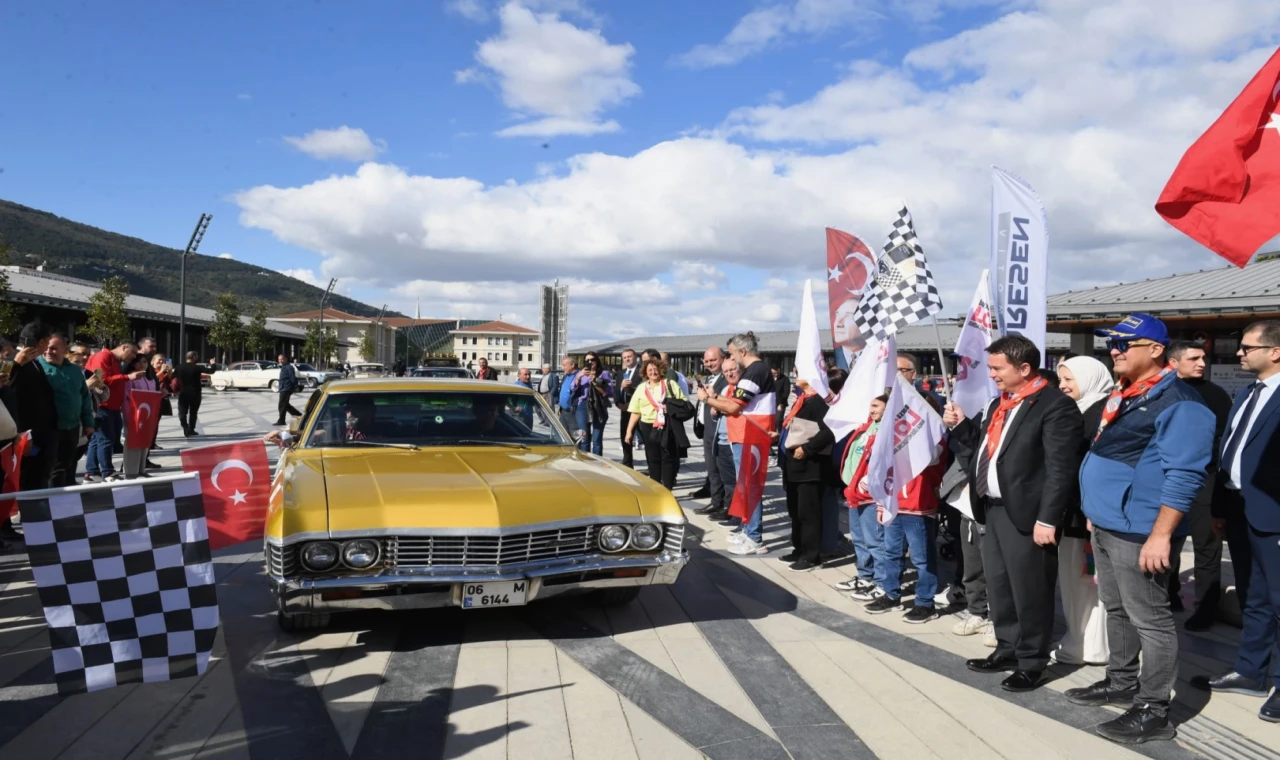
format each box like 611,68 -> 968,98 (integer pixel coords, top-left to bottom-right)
546,316 -> 1280,743
0,324 -> 209,543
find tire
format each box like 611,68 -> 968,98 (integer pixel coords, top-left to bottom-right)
593,587 -> 642,606
277,611 -> 332,632
268,380 -> 278,392
211,380 -> 229,391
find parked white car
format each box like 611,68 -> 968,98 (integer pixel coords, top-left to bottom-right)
209,361 -> 280,391
290,363 -> 344,389
350,363 -> 387,378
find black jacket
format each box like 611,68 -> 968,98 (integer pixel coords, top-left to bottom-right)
1185,378 -> 1233,467
10,360 -> 58,433
782,394 -> 836,483
948,384 -> 1084,532
614,364 -> 641,406
1063,398 -> 1106,538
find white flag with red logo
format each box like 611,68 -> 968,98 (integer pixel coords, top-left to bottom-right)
867,374 -> 947,523
794,279 -> 831,400
125,389 -> 164,449
953,270 -> 999,417
180,440 -> 272,549
824,333 -> 896,441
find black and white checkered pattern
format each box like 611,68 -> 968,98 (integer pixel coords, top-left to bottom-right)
19,476 -> 219,694
852,205 -> 943,340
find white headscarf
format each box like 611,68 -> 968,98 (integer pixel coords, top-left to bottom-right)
1061,356 -> 1114,412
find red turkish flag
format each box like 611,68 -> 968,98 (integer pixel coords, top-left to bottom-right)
728,419 -> 771,524
1155,47 -> 1280,267
180,440 -> 272,549
826,228 -> 876,367
1,432 -> 32,517
125,389 -> 164,448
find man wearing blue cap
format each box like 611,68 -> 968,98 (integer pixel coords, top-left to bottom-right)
1068,313 -> 1216,745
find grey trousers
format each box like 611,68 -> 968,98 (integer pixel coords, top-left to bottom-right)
1093,527 -> 1178,715
122,448 -> 147,479
960,517 -> 988,618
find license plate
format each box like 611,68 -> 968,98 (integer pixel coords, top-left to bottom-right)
460,580 -> 528,609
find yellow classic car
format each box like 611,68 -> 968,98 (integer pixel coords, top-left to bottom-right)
264,377 -> 689,631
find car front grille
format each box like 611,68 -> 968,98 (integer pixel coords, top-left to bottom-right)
663,524 -> 686,554
389,526 -> 600,568
266,542 -> 298,578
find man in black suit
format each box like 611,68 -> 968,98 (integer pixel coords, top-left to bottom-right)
944,335 -> 1083,693
1192,320 -> 1280,723
694,347 -> 727,515
614,349 -> 640,467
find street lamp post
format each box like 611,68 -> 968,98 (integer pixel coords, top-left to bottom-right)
179,214 -> 212,362
316,278 -> 337,367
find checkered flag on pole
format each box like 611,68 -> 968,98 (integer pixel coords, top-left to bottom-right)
15,474 -> 220,694
852,204 -> 943,340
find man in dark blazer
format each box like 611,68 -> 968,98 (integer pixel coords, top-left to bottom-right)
694,347 -> 727,515
943,335 -> 1083,693
1192,319 -> 1280,723
614,349 -> 640,467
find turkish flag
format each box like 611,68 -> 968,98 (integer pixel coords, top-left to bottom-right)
180,440 -> 272,549
1,432 -> 32,517
125,389 -> 164,449
1155,47 -> 1280,267
728,419 -> 771,525
826,228 -> 876,367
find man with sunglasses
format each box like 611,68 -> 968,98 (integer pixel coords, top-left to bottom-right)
1070,314 -> 1215,744
1192,320 -> 1280,723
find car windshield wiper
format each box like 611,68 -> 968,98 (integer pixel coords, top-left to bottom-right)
338,439 -> 420,450
449,439 -> 530,450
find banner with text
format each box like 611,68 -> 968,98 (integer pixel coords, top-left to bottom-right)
990,167 -> 1048,362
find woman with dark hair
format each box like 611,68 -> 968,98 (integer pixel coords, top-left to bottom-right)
819,367 -> 850,562
625,357 -> 687,488
570,351 -> 613,455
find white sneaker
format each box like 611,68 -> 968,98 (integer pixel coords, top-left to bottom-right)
834,578 -> 860,592
727,532 -> 746,545
849,585 -> 883,602
982,623 -> 997,648
728,537 -> 769,556
952,614 -> 989,636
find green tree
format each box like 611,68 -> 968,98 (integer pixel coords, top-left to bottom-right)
82,275 -> 131,346
303,320 -> 339,366
245,301 -> 274,358
207,293 -> 245,359
358,324 -> 377,362
0,236 -> 20,337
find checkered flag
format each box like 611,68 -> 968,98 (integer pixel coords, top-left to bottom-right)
852,204 -> 943,340
18,475 -> 219,694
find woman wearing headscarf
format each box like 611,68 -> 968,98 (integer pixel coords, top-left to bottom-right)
1052,355 -> 1115,665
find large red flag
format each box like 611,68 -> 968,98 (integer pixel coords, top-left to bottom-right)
180,440 -> 272,549
124,389 -> 164,448
1155,47 -> 1280,267
826,227 -> 876,369
728,420 -> 771,524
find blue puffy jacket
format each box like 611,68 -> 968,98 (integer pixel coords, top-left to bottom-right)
1080,372 -> 1215,536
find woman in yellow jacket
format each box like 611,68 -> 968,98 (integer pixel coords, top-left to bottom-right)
625,357 -> 688,489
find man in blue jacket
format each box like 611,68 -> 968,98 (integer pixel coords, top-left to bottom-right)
557,357 -> 579,434
1191,319 -> 1280,723
1068,314 -> 1215,745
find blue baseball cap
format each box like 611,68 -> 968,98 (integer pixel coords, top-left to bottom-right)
1094,313 -> 1169,345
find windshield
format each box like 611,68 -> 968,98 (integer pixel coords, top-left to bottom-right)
304,390 -> 570,448
295,363 -> 317,372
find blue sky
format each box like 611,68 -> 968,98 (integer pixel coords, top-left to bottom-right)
2,1 -> 1278,346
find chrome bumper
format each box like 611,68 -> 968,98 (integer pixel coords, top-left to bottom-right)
271,550 -> 689,614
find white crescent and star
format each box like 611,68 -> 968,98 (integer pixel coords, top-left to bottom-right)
136,403 -> 152,429
1262,79 -> 1280,132
211,459 -> 255,492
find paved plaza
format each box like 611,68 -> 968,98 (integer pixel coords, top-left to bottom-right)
0,389 -> 1276,760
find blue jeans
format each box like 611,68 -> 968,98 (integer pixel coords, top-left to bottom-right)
882,513 -> 938,607
849,503 -> 885,586
87,407 -> 122,477
730,443 -> 763,543
574,405 -> 607,455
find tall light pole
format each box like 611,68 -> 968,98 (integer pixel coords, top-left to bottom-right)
316,278 -> 337,367
373,304 -> 387,365
179,214 -> 212,362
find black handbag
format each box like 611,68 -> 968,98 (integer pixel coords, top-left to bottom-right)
694,412 -> 705,440
663,381 -> 696,423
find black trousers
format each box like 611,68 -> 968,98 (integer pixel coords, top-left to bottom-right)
1169,477 -> 1223,614
713,437 -> 736,511
704,421 -> 722,500
618,408 -> 634,467
47,427 -> 83,488
1218,488 -> 1254,607
785,479 -> 824,563
638,422 -> 679,490
983,503 -> 1058,671
178,394 -> 202,434
19,427 -> 56,492
277,391 -> 302,424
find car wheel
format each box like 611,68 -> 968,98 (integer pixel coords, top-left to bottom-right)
212,380 -> 228,391
593,587 -> 642,606
268,380 -> 278,392
277,610 -> 332,632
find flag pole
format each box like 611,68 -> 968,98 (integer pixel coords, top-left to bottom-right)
928,314 -> 952,400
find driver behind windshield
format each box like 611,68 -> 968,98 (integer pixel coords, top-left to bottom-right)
471,396 -> 504,435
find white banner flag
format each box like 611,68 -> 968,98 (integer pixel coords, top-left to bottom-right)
795,279 -> 831,400
953,269 -> 999,416
990,167 -> 1048,362
825,333 -> 895,441
867,374 -> 948,524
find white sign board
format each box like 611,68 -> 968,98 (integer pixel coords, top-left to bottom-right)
1209,364 -> 1253,398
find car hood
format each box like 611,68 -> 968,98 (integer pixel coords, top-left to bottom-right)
321,447 -> 664,533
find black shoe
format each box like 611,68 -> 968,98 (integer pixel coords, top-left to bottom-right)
1001,670 -> 1046,693
188,430 -> 200,436
864,596 -> 903,615
788,559 -> 818,573
1066,677 -> 1140,706
693,504 -> 718,515
0,525 -> 22,543
1184,609 -> 1215,632
152,444 -> 164,451
274,421 -> 287,426
778,552 -> 801,563
145,459 -> 161,469
717,516 -> 739,527
691,487 -> 711,498
966,653 -> 1017,674
1094,705 -> 1176,745
1261,692 -> 1280,723
707,510 -> 729,521
1189,671 -> 1269,697
902,605 -> 938,624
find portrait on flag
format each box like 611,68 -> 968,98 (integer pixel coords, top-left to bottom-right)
826,227 -> 877,369
17,475 -> 219,694
180,440 -> 273,550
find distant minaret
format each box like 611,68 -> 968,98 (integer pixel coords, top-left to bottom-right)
415,298 -> 421,321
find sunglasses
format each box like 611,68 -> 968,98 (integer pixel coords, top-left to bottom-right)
1239,344 -> 1277,355
1106,338 -> 1157,353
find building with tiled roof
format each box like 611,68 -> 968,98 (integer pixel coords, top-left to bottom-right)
451,320 -> 541,378
272,308 -> 396,365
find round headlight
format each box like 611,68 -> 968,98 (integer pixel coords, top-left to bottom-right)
301,541 -> 339,571
341,539 -> 381,569
630,524 -> 662,551
599,525 -> 630,552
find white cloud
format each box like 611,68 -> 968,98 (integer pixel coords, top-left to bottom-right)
217,253 -> 234,259
236,93 -> 252,101
241,0 -> 1280,344
674,0 -> 879,69
446,0 -> 490,22
284,126 -> 387,161
278,268 -> 326,288
458,2 -> 639,137
447,0 -> 598,23
673,261 -> 728,290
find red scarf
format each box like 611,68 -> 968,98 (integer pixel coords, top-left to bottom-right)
984,376 -> 1048,458
783,392 -> 814,428
1094,364 -> 1173,441
643,381 -> 668,429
